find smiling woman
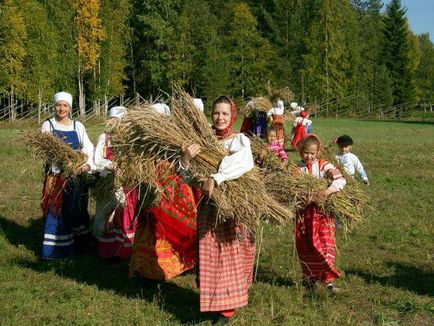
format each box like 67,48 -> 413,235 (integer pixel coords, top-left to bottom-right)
39,91 -> 95,259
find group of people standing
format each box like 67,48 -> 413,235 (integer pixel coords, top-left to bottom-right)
39,91 -> 368,324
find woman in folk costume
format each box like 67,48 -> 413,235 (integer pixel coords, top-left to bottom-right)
295,134 -> 346,293
291,111 -> 312,150
93,106 -> 139,261
181,96 -> 255,323
267,98 -> 285,146
129,103 -> 200,280
240,100 -> 268,139
40,92 -> 94,259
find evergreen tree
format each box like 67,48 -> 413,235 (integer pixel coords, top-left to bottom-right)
382,0 -> 415,110
226,2 -> 275,100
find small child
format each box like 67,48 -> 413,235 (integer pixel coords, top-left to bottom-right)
291,111 -> 312,149
295,134 -> 346,293
334,135 -> 369,186
256,127 -> 288,169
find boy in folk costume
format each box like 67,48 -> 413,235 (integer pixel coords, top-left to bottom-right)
40,92 -> 94,259
291,111 -> 312,150
181,96 -> 255,324
129,103 -> 199,281
93,106 -> 139,261
267,98 -> 286,146
295,134 -> 346,293
334,135 -> 369,186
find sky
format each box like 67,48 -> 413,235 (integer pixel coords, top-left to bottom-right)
382,0 -> 434,40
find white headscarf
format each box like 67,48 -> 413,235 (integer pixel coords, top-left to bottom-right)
150,103 -> 170,116
108,106 -> 127,119
54,92 -> 73,108
290,102 -> 298,109
277,99 -> 284,111
193,98 -> 204,112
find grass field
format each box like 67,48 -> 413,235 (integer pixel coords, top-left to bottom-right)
0,118 -> 433,325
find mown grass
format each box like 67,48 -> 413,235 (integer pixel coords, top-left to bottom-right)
0,119 -> 433,325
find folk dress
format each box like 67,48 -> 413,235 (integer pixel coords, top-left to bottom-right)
40,118 -> 94,259
295,159 -> 346,283
198,133 -> 256,312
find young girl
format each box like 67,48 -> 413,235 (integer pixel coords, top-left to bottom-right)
267,98 -> 285,146
93,106 -> 139,261
256,127 -> 288,169
40,91 -> 94,259
181,96 -> 255,323
295,134 -> 346,292
291,111 -> 312,150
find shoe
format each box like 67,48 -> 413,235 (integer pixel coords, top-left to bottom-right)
327,283 -> 341,294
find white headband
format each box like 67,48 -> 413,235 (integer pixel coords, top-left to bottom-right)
108,106 -> 127,119
54,92 -> 73,108
150,103 -> 170,116
193,98 -> 204,112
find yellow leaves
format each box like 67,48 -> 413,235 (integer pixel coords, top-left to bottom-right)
72,0 -> 106,71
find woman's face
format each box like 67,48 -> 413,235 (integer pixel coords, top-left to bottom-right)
212,102 -> 232,130
55,101 -> 71,119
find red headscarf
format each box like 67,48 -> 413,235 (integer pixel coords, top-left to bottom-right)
297,133 -> 322,154
300,111 -> 308,118
212,95 -> 238,140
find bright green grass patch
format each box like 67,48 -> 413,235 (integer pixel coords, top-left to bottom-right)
1,119 -> 433,325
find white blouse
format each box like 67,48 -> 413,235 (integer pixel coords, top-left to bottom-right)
267,106 -> 285,116
293,117 -> 312,127
94,133 -> 113,176
41,118 -> 94,173
211,133 -> 254,186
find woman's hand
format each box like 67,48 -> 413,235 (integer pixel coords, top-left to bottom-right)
79,163 -> 91,174
201,177 -> 215,197
181,144 -> 201,169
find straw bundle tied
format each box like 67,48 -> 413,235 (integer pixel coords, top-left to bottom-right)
113,87 -> 294,233
264,167 -> 370,232
23,130 -> 87,177
240,96 -> 273,115
266,81 -> 295,102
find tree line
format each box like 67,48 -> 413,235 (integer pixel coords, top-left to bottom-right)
1,0 -> 433,118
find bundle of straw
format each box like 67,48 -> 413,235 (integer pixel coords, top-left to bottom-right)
264,167 -> 370,232
23,130 -> 87,177
249,136 -> 287,172
266,81 -> 295,102
112,88 -> 294,232
240,96 -> 273,115
304,103 -> 319,115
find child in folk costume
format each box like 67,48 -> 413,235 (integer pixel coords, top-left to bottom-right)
181,96 -> 255,323
129,103 -> 199,280
295,134 -> 346,293
291,111 -> 312,150
93,106 -> 139,261
267,98 -> 286,146
40,92 -> 94,259
256,127 -> 288,169
334,135 -> 369,186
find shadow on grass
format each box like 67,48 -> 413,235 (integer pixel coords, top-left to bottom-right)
255,266 -> 296,288
346,261 -> 434,297
0,214 -> 212,325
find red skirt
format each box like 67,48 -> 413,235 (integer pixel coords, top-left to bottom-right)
291,123 -> 306,149
295,204 -> 340,284
198,202 -> 256,312
98,187 -> 138,260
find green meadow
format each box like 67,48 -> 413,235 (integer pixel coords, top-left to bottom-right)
0,119 -> 433,325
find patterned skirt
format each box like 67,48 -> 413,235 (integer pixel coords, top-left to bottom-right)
41,174 -> 91,259
197,202 -> 256,312
295,204 -> 340,284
